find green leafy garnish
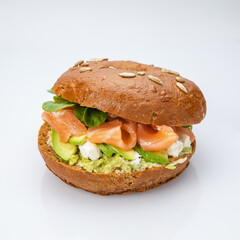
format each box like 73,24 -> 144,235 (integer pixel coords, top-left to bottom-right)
42,101 -> 75,112
47,89 -> 54,94
74,105 -> 107,127
74,105 -> 88,123
84,108 -> 108,127
182,125 -> 193,131
42,95 -> 75,112
53,96 -> 72,104
43,90 -> 107,127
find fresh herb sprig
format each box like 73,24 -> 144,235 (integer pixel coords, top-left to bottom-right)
42,92 -> 107,127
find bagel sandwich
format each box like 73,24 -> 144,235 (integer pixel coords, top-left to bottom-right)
38,58 -> 206,195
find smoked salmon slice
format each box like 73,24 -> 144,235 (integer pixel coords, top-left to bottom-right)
138,124 -> 178,151
87,119 -> 137,151
173,127 -> 195,143
42,109 -> 87,143
42,108 -> 194,152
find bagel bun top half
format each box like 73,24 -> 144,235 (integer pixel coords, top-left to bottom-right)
52,59 -> 206,126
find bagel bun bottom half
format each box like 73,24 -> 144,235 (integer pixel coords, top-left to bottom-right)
38,123 -> 196,195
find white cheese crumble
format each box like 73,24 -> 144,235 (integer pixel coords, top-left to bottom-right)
167,134 -> 192,157
79,141 -> 102,161
131,151 -> 142,165
167,140 -> 183,157
180,134 -> 191,148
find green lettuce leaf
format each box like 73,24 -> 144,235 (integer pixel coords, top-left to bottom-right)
43,91 -> 107,127
74,105 -> 107,127
47,89 -> 54,94
74,105 -> 88,123
42,101 -> 75,112
53,96 -> 72,104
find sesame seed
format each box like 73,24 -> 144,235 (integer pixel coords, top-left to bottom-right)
175,76 -> 185,83
119,72 -> 136,78
79,67 -> 92,72
137,71 -> 146,76
176,82 -> 188,93
73,60 -> 84,67
148,75 -> 163,85
81,62 -> 89,66
161,68 -> 180,76
89,58 -> 108,62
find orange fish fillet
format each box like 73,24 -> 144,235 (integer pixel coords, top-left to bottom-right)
87,119 -> 137,151
173,127 -> 195,143
42,109 -> 87,142
138,124 -> 178,151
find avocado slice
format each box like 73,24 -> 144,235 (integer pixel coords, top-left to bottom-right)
69,134 -> 87,145
97,144 -> 114,157
107,144 -> 135,160
52,129 -> 78,161
134,144 -> 168,165
182,125 -> 193,131
181,146 -> 192,154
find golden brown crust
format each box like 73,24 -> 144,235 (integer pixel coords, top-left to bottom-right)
53,60 -> 206,126
38,123 -> 196,195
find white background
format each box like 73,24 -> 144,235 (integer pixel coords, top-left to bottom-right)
0,0 -> 239,239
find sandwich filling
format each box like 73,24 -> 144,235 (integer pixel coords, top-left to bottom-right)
42,94 -> 194,173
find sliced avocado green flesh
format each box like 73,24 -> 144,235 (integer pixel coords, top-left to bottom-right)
69,134 -> 87,145
52,129 -> 77,161
107,144 -> 135,160
134,144 -> 168,165
181,146 -> 192,154
182,125 -> 193,131
97,144 -> 114,157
